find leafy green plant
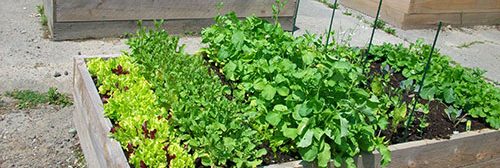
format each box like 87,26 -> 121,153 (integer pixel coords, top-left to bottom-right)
86,9 -> 500,168
202,13 -> 390,167
444,106 -> 467,127
88,56 -> 196,168
47,87 -> 72,107
125,23 -> 267,167
368,41 -> 500,128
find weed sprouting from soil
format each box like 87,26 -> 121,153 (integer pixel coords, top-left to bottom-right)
36,5 -> 47,26
6,87 -> 72,109
457,41 -> 486,49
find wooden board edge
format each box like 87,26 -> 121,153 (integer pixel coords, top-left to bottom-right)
54,0 -> 297,22
73,56 -> 130,167
73,58 -> 100,168
263,129 -> 500,168
51,17 -> 293,41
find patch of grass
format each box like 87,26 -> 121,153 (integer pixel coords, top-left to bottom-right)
457,41 -> 486,49
371,20 -> 397,36
317,0 -> 339,9
6,88 -> 72,109
183,31 -> 197,36
372,20 -> 386,29
383,27 -> 396,35
36,5 -> 48,27
342,10 -> 352,16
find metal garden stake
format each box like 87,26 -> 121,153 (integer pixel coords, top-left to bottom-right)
362,0 -> 383,68
292,0 -> 301,35
404,21 -> 443,141
325,0 -> 339,49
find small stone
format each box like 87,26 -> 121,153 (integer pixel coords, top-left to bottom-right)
23,7 -> 27,10
69,128 -> 77,136
77,52 -> 82,55
54,72 -> 62,77
64,71 -> 69,76
21,30 -> 26,34
453,131 -> 459,134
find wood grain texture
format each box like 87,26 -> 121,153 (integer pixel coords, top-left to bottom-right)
340,0 -> 410,28
342,0 -> 500,29
55,0 -> 297,22
462,12 -> 500,25
73,56 -> 129,168
402,13 -> 462,29
51,17 -> 293,41
356,129 -> 500,168
409,0 -> 500,14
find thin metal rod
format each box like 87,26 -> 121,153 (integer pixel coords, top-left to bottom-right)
362,0 -> 383,67
292,0 -> 301,35
404,22 -> 443,141
325,0 -> 339,49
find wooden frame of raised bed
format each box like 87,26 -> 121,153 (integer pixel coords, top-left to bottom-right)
43,0 -> 297,40
341,0 -> 500,29
73,55 -> 500,168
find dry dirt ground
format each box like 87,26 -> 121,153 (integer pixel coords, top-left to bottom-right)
0,0 -> 498,167
0,0 -> 125,167
0,96 -> 84,167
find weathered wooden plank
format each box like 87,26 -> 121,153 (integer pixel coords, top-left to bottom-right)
55,0 -> 297,22
355,129 -> 500,168
342,0 -> 500,29
462,156 -> 500,168
79,84 -> 109,167
51,17 -> 293,41
340,0 -> 410,28
73,57 -> 129,168
401,13 -> 462,29
73,58 -> 103,168
73,59 -> 98,167
43,0 -> 54,37
462,12 -> 500,25
409,0 -> 500,14
79,56 -> 128,168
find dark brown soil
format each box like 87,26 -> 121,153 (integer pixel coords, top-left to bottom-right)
201,52 -> 235,100
259,142 -> 298,165
370,61 -> 489,144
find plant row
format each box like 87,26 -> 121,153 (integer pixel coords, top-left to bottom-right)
87,13 -> 499,168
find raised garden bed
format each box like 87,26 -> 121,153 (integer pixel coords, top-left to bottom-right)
74,55 -> 500,168
341,0 -> 500,29
43,0 -> 297,40
72,13 -> 500,168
